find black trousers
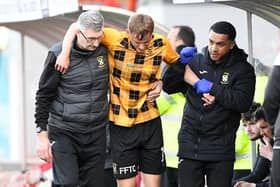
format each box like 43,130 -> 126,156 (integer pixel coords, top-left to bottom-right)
232,169 -> 251,186
104,168 -> 117,187
270,148 -> 280,187
49,126 -> 106,187
161,167 -> 178,187
178,158 -> 234,187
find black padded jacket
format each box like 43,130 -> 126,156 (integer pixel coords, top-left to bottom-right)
163,45 -> 256,161
35,41 -> 109,133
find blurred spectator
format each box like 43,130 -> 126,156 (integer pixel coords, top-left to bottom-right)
233,107 -> 273,187
233,102 -> 261,182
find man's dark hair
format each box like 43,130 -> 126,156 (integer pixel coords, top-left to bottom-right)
242,102 -> 261,122
174,25 -> 195,47
210,21 -> 236,41
253,107 -> 266,122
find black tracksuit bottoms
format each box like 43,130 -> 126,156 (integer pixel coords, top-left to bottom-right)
49,125 -> 106,187
178,158 -> 234,187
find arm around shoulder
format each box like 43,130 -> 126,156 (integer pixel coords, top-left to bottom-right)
55,22 -> 79,73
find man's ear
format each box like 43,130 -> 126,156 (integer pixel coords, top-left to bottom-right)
230,41 -> 235,49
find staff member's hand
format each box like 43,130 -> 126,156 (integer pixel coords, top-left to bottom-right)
202,93 -> 215,107
234,181 -> 256,187
36,131 -> 52,162
259,137 -> 273,161
147,80 -> 162,102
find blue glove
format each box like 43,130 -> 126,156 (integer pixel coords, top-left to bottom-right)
193,78 -> 213,94
179,47 -> 197,64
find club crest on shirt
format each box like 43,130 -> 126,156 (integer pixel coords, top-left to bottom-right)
97,56 -> 105,68
220,72 -> 230,84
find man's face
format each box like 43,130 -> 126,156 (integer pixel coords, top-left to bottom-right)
243,120 -> 261,140
208,30 -> 235,62
129,31 -> 153,53
256,119 -> 273,139
167,27 -> 180,50
78,29 -> 104,51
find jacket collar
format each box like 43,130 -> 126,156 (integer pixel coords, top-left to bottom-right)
72,37 -> 96,57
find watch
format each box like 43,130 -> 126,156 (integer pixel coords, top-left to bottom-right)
36,126 -> 46,133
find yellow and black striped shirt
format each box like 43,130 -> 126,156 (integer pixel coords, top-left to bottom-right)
102,28 -> 179,127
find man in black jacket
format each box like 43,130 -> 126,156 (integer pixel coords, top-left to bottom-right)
163,21 -> 256,187
35,10 -> 108,187
160,25 -> 196,187
263,59 -> 280,187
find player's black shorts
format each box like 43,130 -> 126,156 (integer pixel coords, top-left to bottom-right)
110,117 -> 165,179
